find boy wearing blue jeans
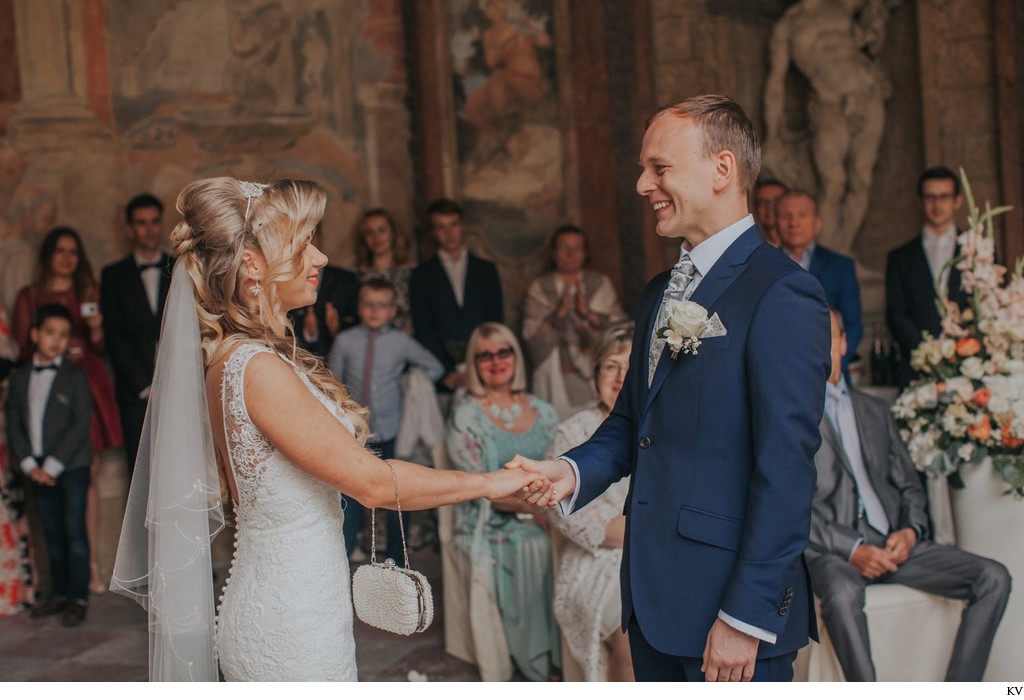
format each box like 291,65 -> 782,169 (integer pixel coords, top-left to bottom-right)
330,279 -> 443,563
6,304 -> 93,626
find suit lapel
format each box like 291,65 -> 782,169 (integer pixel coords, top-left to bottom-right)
637,273 -> 668,409
156,254 -> 173,316
645,227 -> 761,411
820,415 -> 856,479
433,255 -> 460,311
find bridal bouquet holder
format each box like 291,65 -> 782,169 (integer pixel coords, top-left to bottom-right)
351,461 -> 435,635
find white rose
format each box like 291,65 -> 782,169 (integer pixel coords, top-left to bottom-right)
961,356 -> 985,380
667,300 -> 709,338
946,377 -> 974,401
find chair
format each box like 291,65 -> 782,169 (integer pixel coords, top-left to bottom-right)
434,444 -> 513,681
794,584 -> 964,681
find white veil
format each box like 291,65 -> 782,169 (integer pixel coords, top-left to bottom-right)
111,261 -> 225,682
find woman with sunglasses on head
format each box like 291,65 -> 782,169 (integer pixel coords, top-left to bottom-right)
445,322 -> 561,681
546,321 -> 635,682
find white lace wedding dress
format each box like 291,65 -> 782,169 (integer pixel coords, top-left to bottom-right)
214,343 -> 358,681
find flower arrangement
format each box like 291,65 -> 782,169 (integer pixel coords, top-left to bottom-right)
657,300 -> 709,358
892,171 -> 1024,497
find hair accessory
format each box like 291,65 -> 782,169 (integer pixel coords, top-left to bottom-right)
249,282 -> 263,297
351,460 -> 434,635
239,180 -> 269,221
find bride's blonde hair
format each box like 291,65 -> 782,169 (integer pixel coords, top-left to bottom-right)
170,176 -> 369,442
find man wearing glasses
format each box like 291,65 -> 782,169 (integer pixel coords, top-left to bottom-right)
885,167 -> 968,388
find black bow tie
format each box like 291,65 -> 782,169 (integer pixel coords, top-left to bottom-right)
138,262 -> 161,272
33,363 -> 58,373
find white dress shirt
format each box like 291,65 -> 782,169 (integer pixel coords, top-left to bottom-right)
134,251 -> 163,315
559,214 -> 778,643
921,224 -> 957,290
438,247 -> 468,308
21,354 -> 66,478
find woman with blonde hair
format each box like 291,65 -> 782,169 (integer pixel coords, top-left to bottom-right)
111,178 -> 548,682
445,322 -> 561,681
547,321 -> 635,681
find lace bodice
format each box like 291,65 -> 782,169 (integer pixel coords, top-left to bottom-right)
215,343 -> 358,681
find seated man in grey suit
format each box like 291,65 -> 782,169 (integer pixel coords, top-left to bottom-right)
806,308 -> 1011,682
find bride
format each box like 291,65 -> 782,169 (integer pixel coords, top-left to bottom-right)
110,177 -> 549,681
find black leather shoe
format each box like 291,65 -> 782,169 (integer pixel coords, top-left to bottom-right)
31,598 -> 67,618
61,602 -> 87,627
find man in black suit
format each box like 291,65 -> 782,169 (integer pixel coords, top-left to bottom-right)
288,223 -> 358,358
885,167 -> 969,388
101,194 -> 173,472
409,199 -> 504,393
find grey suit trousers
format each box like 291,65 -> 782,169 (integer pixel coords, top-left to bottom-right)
807,527 -> 1011,682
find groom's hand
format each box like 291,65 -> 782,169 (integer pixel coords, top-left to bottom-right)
504,455 -> 576,508
702,618 -> 759,682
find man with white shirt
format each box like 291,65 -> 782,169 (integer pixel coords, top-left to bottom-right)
509,95 -> 831,681
807,308 -> 1010,681
409,198 -> 503,395
885,167 -> 969,388
101,194 -> 174,472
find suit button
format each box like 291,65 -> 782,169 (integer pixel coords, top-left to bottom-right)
779,605 -> 790,616
639,437 -> 651,449
786,587 -> 794,595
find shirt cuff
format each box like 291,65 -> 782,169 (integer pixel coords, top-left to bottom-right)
19,457 -> 39,475
718,611 -> 777,645
847,536 -> 864,562
41,457 -> 65,479
555,456 -> 581,516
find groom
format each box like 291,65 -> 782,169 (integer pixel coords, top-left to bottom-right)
510,95 -> 831,681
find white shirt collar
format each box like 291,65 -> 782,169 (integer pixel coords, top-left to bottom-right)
133,250 -> 163,266
437,247 -> 467,266
684,214 -> 755,277
921,223 -> 957,241
32,353 -> 63,369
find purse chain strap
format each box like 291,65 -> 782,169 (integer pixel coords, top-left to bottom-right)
369,459 -> 410,568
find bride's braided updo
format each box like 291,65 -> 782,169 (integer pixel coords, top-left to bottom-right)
170,176 -> 369,442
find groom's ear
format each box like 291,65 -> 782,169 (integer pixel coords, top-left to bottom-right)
711,149 -> 738,194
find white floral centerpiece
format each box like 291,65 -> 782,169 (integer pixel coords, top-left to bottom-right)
892,170 -> 1024,497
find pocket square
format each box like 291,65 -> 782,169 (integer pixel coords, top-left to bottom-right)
700,313 -> 727,338
54,392 -> 70,405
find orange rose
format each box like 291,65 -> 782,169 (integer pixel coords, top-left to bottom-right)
968,414 -> 992,441
1001,423 -> 1024,448
972,388 -> 991,408
936,382 -> 946,394
956,337 -> 982,357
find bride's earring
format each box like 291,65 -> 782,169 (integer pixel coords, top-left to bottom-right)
250,282 -> 263,297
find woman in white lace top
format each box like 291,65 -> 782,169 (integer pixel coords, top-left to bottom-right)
547,321 -> 635,681
111,177 -> 550,681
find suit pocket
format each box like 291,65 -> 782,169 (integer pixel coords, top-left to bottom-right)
677,505 -> 744,552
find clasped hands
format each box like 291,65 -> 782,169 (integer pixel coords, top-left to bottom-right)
850,527 -> 917,579
499,455 -> 575,508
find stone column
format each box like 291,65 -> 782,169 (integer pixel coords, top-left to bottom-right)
8,0 -> 108,140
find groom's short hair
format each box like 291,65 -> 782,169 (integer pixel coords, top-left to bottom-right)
648,95 -> 761,195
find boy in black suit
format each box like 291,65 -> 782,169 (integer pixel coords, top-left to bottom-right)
101,193 -> 174,471
6,304 -> 93,626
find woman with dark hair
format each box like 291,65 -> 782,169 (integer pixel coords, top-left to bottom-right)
353,208 -> 414,332
522,225 -> 626,419
12,226 -> 122,596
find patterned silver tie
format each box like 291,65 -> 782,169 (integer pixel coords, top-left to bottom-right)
648,254 -> 696,385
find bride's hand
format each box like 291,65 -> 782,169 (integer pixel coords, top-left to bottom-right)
484,467 -> 552,503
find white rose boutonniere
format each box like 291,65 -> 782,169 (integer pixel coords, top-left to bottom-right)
658,300 -> 710,359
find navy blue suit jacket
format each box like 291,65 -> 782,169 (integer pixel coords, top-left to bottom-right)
564,226 -> 830,659
808,246 -> 862,372
409,253 -> 503,377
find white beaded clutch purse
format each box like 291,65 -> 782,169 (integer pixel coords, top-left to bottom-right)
351,460 -> 434,635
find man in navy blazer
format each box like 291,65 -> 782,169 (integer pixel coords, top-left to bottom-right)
409,199 -> 503,393
510,96 -> 830,681
777,190 -> 862,380
885,167 -> 969,388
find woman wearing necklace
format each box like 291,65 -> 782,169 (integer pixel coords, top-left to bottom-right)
445,322 -> 561,681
